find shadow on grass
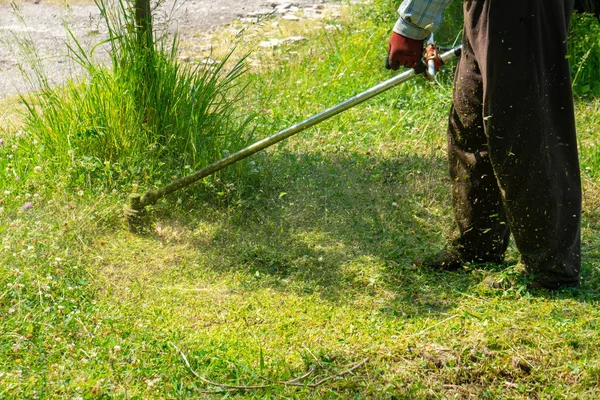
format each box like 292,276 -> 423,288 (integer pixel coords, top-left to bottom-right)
143,149 -> 468,316
147,147 -> 600,312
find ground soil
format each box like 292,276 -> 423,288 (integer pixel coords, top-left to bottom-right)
0,0 -> 331,98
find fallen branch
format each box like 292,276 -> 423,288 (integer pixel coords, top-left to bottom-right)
258,365 -> 316,386
407,314 -> 459,338
173,343 -> 269,390
172,343 -> 369,391
258,358 -> 369,388
304,358 -> 369,388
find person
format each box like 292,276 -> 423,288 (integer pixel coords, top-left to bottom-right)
386,0 -> 582,289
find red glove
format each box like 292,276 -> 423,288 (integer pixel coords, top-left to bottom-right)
386,32 -> 423,70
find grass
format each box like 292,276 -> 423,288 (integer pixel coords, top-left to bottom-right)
1,1 -> 599,398
570,13 -> 600,95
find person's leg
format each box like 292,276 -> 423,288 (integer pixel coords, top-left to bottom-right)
419,0 -> 510,270
477,0 -> 581,288
448,0 -> 511,261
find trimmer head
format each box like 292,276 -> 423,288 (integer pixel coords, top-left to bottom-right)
124,193 -> 145,233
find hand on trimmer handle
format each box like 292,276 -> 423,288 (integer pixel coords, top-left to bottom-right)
385,32 -> 423,70
385,32 -> 444,77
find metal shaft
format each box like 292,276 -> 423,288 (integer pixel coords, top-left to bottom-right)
132,46 -> 463,210
426,33 -> 436,79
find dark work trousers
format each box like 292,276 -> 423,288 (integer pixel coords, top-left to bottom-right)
448,0 -> 581,286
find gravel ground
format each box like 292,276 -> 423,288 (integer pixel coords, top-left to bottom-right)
0,0 -> 332,98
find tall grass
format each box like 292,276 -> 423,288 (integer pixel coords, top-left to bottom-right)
19,0 -> 252,192
570,13 -> 600,95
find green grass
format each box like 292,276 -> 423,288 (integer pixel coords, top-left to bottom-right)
1,1 -> 599,398
570,13 -> 600,96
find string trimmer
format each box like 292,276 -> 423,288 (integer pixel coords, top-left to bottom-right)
124,40 -> 462,232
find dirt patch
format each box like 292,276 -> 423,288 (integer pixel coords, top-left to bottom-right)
0,0 -> 334,98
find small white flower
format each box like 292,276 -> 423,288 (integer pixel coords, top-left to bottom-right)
77,190 -> 84,196
33,166 -> 42,173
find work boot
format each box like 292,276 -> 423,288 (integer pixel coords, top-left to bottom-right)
413,247 -> 504,271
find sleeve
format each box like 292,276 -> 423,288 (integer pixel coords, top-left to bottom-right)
392,0 -> 455,40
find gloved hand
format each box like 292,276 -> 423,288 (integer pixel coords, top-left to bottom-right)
386,32 -> 423,70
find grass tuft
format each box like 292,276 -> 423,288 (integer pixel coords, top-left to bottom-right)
16,0 -> 253,194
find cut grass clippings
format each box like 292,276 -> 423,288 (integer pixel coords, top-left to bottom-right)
1,1 -> 599,398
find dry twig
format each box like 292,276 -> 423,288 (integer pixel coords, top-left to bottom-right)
173,343 -> 270,390
172,343 -> 369,391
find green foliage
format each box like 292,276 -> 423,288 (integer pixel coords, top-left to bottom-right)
570,12 -> 600,95
18,0 -> 252,193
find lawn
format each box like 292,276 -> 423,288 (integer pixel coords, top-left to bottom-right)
1,1 -> 599,398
